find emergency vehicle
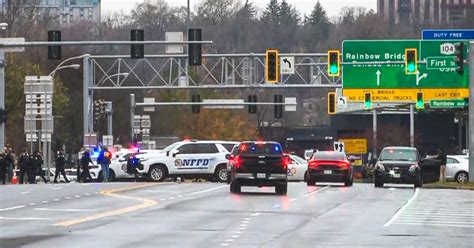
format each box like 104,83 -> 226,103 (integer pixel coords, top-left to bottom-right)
139,140 -> 239,182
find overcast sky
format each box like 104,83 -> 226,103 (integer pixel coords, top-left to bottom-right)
101,0 -> 377,19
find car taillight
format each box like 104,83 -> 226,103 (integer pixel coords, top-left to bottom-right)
282,156 -> 290,168
339,162 -> 349,169
308,160 -> 318,168
233,156 -> 242,169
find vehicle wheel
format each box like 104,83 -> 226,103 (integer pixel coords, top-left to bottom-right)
374,175 -> 384,188
148,165 -> 167,182
214,165 -> 228,183
414,173 -> 423,188
455,171 -> 469,184
344,173 -> 353,187
230,181 -> 241,194
306,176 -> 316,186
277,183 -> 288,195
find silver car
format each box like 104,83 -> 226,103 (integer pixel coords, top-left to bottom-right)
446,155 -> 469,183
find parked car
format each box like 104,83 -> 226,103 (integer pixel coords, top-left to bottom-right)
446,155 -> 469,183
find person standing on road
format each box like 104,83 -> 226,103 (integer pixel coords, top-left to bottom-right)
127,151 -> 141,181
17,149 -> 29,184
28,150 -> 49,184
53,149 -> 70,183
436,148 -> 447,183
98,147 -> 112,182
0,152 -> 8,184
79,150 -> 93,182
4,147 -> 14,182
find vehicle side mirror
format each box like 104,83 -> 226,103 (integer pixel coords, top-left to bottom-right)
225,154 -> 231,160
171,150 -> 179,157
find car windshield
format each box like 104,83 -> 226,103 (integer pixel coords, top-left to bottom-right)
161,142 -> 182,153
239,143 -> 283,155
292,155 -> 307,164
379,149 -> 418,162
312,152 -> 346,161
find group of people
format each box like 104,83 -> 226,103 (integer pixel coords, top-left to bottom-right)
77,147 -> 113,183
0,148 -> 49,184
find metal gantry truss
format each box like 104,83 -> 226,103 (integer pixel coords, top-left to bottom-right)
83,53 -> 342,142
87,53 -> 341,89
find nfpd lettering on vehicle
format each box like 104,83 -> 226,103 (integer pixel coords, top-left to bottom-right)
182,159 -> 210,167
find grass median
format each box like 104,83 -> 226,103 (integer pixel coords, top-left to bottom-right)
423,181 -> 474,190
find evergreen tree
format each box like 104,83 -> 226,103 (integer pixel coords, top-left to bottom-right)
261,0 -> 280,25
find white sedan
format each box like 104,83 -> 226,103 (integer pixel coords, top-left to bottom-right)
287,155 -> 308,181
446,155 -> 469,183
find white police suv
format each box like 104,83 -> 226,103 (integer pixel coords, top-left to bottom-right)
139,140 -> 239,182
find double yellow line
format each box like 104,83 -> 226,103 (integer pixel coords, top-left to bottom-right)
55,183 -> 158,227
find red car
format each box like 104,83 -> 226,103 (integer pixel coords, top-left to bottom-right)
306,151 -> 353,187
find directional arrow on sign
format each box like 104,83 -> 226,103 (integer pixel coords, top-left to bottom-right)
283,58 -> 292,68
376,70 -> 381,86
416,71 -> 428,86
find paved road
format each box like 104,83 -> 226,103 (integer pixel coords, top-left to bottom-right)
0,182 -> 473,247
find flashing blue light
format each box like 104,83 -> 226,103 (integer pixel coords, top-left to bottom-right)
274,145 -> 280,152
251,145 -> 256,151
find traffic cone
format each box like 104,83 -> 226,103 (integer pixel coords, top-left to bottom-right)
11,171 -> 18,184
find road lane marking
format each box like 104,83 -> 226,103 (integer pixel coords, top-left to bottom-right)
54,183 -> 158,227
30,203 -> 36,206
0,205 -> 25,212
392,222 -> 474,228
84,193 -> 91,196
244,217 -> 251,221
188,185 -> 227,195
42,201 -> 48,203
251,213 -> 261,216
225,239 -> 234,242
52,187 -> 62,190
232,235 -> 239,238
160,198 -> 167,201
302,185 -> 330,198
0,216 -> 49,221
220,243 -> 229,246
53,199 -> 60,202
383,188 -> 419,227
35,208 -> 97,212
20,191 -> 30,195
242,220 -> 249,224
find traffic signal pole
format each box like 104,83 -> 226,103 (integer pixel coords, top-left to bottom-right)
0,51 -> 4,149
469,41 -> 473,182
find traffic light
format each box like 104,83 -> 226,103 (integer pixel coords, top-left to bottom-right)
364,92 -> 372,109
455,42 -> 464,75
327,50 -> 340,77
274,94 -> 283,118
0,108 -> 8,124
327,92 -> 336,115
131,29 -> 144,59
248,95 -> 257,114
416,92 -> 424,109
266,49 -> 279,84
405,48 -> 417,74
191,94 -> 201,113
48,30 -> 61,60
188,28 -> 202,66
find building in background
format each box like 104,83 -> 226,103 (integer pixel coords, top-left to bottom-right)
378,0 -> 474,25
0,0 -> 101,25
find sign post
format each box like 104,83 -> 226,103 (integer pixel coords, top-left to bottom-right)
469,41 -> 474,182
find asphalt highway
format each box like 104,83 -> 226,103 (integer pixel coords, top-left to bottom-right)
0,182 -> 473,247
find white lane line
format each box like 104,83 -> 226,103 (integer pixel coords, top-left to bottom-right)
383,188 -> 419,227
244,217 -> 251,221
302,185 -> 330,198
220,243 -> 229,246
94,192 -> 99,194
393,222 -> 474,228
235,231 -> 242,234
225,239 -> 234,242
251,212 -> 261,216
53,199 -> 60,202
84,193 -> 91,196
160,198 -> 167,201
238,227 -> 246,230
240,224 -> 247,227
29,203 -> 37,206
20,191 -> 30,195
0,216 -> 49,221
231,235 -> 239,238
178,195 -> 183,198
169,197 -> 175,200
189,185 -> 227,195
42,201 -> 49,203
0,205 -> 26,212
34,208 -> 97,212
242,220 -> 249,224
75,195 -> 81,198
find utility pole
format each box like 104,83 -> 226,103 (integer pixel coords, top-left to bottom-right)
469,41 -> 473,182
0,51 -> 4,149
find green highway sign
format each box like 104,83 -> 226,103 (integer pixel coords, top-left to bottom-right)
430,99 -> 467,108
342,40 -> 469,89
